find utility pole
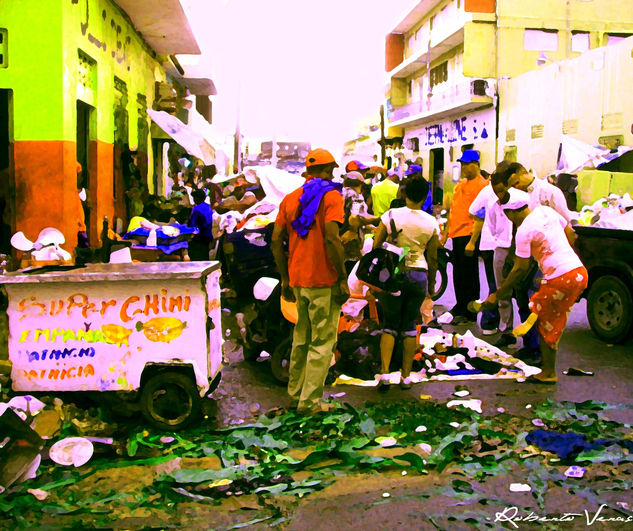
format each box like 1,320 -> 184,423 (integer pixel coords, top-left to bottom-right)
379,104 -> 386,166
233,81 -> 242,173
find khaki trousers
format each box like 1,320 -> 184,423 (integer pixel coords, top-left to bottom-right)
288,285 -> 341,411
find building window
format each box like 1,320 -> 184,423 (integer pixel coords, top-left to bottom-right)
430,61 -> 448,88
524,29 -> 559,51
571,31 -> 590,53
407,137 -> 420,152
606,33 -> 632,46
0,29 -> 7,68
408,35 -> 415,52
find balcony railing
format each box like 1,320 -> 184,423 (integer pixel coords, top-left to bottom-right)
390,79 -> 493,123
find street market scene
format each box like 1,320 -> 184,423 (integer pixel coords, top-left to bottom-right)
0,0 -> 633,529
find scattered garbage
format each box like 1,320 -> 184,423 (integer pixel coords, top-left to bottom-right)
453,389 -> 470,398
382,492 -> 390,498
27,488 -> 49,501
437,312 -> 454,325
509,483 -> 532,492
376,436 -> 398,448
418,443 -> 432,454
49,437 -> 94,467
447,399 -> 482,414
0,408 -> 44,492
415,425 -> 427,433
565,466 -> 586,478
563,367 -> 594,376
532,419 -> 546,427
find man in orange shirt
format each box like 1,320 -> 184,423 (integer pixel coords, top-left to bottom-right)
441,150 -> 488,323
272,148 -> 349,415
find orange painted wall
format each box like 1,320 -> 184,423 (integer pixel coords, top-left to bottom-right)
13,140 -> 79,250
13,139 -> 124,254
465,0 -> 496,13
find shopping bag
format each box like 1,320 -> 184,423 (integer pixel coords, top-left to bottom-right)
356,247 -> 404,293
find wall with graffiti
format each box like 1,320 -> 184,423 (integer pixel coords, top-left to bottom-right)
5,275 -> 220,393
401,107 -> 497,206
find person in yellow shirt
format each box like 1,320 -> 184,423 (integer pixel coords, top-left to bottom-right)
370,169 -> 399,217
440,150 -> 488,324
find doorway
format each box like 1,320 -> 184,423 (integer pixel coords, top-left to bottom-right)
430,147 -> 444,205
77,100 -> 94,241
0,89 -> 12,254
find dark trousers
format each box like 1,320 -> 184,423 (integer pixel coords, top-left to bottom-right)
450,236 -> 480,317
188,239 -> 211,261
480,250 -> 500,330
514,266 -> 541,351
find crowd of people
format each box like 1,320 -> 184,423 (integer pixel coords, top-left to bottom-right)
271,147 -> 586,414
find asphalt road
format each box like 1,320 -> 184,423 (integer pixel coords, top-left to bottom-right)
210,261 -> 633,428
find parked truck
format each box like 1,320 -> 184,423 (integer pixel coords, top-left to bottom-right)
573,225 -> 633,343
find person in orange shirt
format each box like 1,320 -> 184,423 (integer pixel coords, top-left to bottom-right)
440,150 -> 488,323
272,148 -> 349,415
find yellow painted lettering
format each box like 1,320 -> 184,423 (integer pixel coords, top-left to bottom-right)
19,330 -> 30,343
34,329 -> 50,342
184,290 -> 191,311
62,329 -> 77,342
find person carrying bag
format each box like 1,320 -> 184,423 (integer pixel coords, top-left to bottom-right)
369,179 -> 439,391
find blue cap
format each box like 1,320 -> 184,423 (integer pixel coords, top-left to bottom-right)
405,164 -> 423,176
457,149 -> 480,163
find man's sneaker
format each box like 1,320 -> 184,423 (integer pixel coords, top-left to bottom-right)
481,327 -> 498,336
451,315 -> 475,326
515,347 -> 542,365
399,377 -> 412,390
494,333 -> 518,348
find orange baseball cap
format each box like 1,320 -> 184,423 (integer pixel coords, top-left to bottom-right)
305,148 -> 338,168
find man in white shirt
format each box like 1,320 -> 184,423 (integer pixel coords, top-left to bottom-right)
501,162 -> 572,222
466,184 -> 514,342
489,161 -> 573,362
484,189 -> 588,384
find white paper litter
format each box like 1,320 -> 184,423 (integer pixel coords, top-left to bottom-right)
437,312 -> 454,324
510,483 -> 532,492
447,399 -> 483,413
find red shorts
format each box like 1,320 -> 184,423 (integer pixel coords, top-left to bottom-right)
528,266 -> 588,348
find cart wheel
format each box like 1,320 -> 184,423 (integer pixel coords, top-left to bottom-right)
271,336 -> 292,385
140,372 -> 201,430
587,275 -> 633,343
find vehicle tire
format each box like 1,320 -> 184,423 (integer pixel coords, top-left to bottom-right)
140,371 -> 201,430
271,336 -> 292,385
431,262 -> 448,302
587,275 -> 633,343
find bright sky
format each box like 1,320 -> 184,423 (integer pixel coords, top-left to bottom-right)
181,0 -> 415,157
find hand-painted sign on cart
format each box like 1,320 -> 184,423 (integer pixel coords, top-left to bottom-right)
1,262 -> 223,429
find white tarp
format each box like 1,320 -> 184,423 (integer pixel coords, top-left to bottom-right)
148,109 -> 216,165
557,135 -> 633,174
243,165 -> 305,206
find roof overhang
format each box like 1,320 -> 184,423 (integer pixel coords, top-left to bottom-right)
163,58 -> 218,96
178,77 -> 217,96
114,0 -> 200,55
392,0 -> 444,35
